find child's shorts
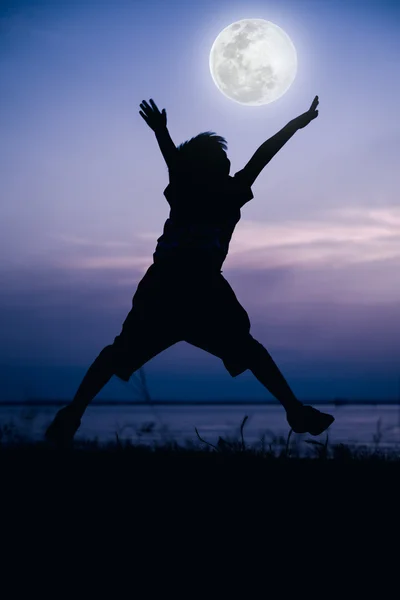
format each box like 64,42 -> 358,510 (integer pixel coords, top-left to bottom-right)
108,263 -> 254,382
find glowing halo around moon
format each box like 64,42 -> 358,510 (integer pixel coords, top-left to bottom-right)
209,18 -> 297,106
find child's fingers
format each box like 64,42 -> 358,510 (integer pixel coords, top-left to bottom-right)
139,111 -> 149,122
149,99 -> 160,114
310,95 -> 319,111
140,100 -> 152,114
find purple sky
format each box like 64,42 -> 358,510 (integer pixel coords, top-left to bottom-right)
1,0 -> 399,402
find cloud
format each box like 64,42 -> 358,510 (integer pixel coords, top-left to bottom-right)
1,226 -> 399,386
67,255 -> 151,271
40,206 -> 400,308
227,205 -> 400,269
51,206 -> 400,275
46,232 -> 152,273
50,233 -> 133,249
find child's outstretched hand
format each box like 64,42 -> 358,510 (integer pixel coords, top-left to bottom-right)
292,96 -> 319,130
139,99 -> 167,132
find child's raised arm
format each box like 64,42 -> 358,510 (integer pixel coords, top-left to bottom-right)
139,99 -> 178,171
236,96 -> 319,188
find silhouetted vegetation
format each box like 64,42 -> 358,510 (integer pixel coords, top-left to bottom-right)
2,414 -> 400,462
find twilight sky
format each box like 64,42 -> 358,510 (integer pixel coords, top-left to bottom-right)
1,0 -> 399,402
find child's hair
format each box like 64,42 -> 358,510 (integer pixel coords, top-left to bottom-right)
176,131 -> 228,174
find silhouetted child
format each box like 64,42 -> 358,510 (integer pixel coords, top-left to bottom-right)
46,96 -> 334,445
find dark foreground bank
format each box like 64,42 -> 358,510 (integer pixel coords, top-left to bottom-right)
1,440 -> 399,586
2,439 -> 400,503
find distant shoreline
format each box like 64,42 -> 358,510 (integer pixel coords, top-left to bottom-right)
0,399 -> 399,406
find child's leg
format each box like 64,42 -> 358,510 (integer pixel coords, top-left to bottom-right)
246,338 -> 302,413
183,270 -> 334,435
183,276 -> 301,413
45,345 -> 127,444
46,331 -> 181,444
45,263 -> 182,444
69,345 -> 118,418
244,337 -> 334,435
187,333 -> 334,436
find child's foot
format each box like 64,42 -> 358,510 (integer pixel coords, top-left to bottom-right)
45,404 -> 82,446
287,405 -> 334,436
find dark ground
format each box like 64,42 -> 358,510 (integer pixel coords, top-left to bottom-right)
2,440 -> 400,514
1,441 -> 398,591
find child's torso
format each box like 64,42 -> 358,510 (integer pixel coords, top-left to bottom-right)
153,176 -> 244,271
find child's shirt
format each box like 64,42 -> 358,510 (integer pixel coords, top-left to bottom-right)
153,167 -> 253,272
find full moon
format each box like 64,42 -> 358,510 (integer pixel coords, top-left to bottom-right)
209,19 -> 297,106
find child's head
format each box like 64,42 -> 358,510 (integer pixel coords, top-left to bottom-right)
177,131 -> 230,178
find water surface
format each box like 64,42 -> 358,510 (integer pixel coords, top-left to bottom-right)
1,403 -> 400,452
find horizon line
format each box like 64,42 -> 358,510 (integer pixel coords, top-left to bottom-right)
0,398 -> 399,406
